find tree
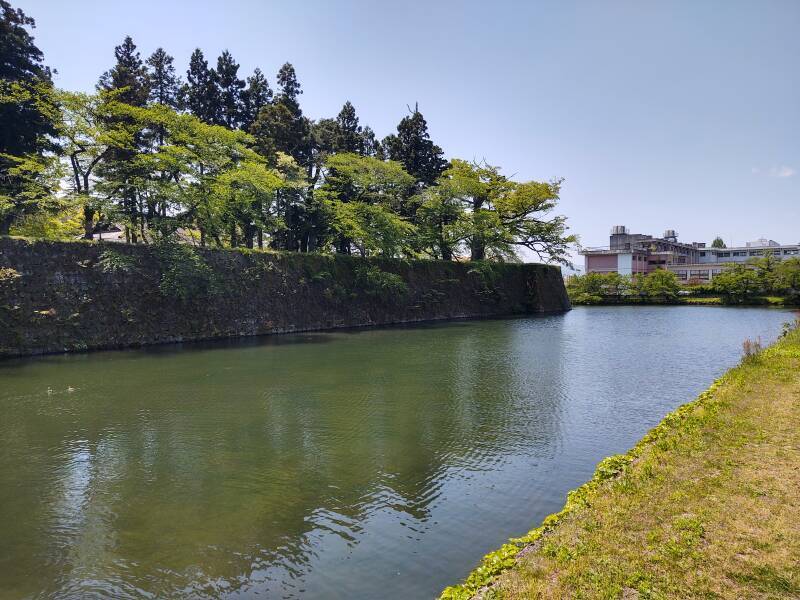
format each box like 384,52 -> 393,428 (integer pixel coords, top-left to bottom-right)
711,236 -> 726,249
58,91 -> 116,238
96,36 -> 151,242
146,48 -> 180,150
146,48 -> 180,108
241,68 -> 272,132
712,264 -> 761,304
97,36 -> 149,107
641,269 -> 680,302
0,0 -> 59,234
418,159 -> 575,263
317,153 -> 416,256
382,105 -> 448,191
749,251 -> 779,293
250,63 -> 313,250
214,50 -> 245,129
335,101 -> 364,154
776,258 -> 800,304
565,272 -> 633,304
182,49 -> 220,125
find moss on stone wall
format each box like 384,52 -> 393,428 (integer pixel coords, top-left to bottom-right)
0,238 -> 570,357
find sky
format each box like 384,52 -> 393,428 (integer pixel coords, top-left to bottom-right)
15,0 -> 800,266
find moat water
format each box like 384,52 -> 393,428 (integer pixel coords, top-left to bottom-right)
0,306 -> 793,599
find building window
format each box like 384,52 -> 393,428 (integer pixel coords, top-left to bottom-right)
700,251 -> 706,257
718,252 -> 730,257
749,250 -> 762,256
733,251 -> 747,257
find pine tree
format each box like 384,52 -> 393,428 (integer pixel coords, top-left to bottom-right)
250,63 -> 313,250
360,126 -> 380,157
215,50 -> 245,129
146,47 -> 180,108
382,105 -> 447,188
335,101 -> 363,154
96,36 -> 151,242
182,48 -> 220,124
97,36 -> 149,106
276,62 -> 302,106
0,0 -> 58,234
241,67 -> 272,131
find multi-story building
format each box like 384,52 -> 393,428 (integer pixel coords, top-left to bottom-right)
581,226 -> 799,282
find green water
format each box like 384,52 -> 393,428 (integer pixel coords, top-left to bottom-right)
0,306 -> 792,598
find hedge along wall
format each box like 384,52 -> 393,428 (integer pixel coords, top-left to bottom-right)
0,237 -> 570,358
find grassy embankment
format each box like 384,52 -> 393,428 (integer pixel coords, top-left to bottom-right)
442,322 -> 800,599
682,296 -> 788,306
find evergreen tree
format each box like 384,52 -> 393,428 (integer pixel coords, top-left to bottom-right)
250,63 -> 314,250
360,126 -> 380,157
97,36 -> 149,106
241,68 -> 272,131
0,0 -> 58,234
96,36 -> 151,242
335,101 -> 363,153
276,62 -> 302,105
382,105 -> 448,188
252,63 -> 310,167
711,236 -> 726,249
214,50 -> 245,129
146,48 -> 180,108
182,48 -> 220,124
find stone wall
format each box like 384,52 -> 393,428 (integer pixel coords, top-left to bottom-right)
0,238 -> 570,357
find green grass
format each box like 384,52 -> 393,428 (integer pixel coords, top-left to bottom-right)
683,296 -> 723,305
441,326 -> 800,599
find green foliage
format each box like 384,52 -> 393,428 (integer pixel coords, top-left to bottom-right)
641,269 -> 680,301
776,258 -> 800,303
96,247 -> 140,275
0,1 -> 59,234
418,159 -> 576,263
153,238 -> 217,301
2,3 -> 576,265
567,270 -> 680,304
320,153 -> 416,257
381,106 -> 447,189
712,263 -> 762,304
710,236 -> 726,248
354,264 -> 408,300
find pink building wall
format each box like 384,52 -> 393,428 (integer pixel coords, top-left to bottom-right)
586,254 -> 618,272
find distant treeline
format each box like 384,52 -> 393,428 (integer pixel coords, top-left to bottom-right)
567,253 -> 800,305
0,0 -> 575,263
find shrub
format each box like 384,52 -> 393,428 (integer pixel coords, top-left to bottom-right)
96,248 -> 139,275
354,264 -> 408,300
153,238 -> 218,301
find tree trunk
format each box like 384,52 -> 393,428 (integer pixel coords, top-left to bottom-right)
83,206 -> 95,240
244,224 -> 254,249
257,230 -> 263,249
230,224 -> 238,248
471,243 -> 486,261
441,242 -> 452,261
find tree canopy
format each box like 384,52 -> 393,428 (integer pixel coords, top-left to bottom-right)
0,1 -> 577,266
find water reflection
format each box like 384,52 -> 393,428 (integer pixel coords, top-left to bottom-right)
0,307 -> 791,598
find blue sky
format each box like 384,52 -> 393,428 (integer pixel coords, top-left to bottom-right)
17,0 -> 800,260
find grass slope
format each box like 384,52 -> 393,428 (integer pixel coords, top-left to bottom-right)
442,324 -> 800,599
